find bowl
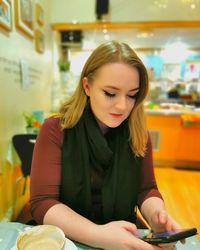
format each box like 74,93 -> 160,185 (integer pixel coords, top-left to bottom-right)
16,225 -> 65,250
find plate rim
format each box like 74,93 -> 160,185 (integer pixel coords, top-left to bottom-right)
64,237 -> 78,250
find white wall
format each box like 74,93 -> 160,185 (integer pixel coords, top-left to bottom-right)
0,0 -> 54,172
49,0 -> 96,23
48,0 -> 200,23
110,0 -> 200,22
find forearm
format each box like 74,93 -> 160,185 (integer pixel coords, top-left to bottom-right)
140,197 -> 165,227
43,203 -> 102,248
44,204 -> 157,250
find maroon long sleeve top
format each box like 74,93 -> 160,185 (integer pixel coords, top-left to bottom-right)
30,116 -> 162,224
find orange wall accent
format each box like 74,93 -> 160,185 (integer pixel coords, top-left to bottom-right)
177,126 -> 200,162
146,113 -> 200,165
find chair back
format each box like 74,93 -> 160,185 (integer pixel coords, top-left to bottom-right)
12,134 -> 37,177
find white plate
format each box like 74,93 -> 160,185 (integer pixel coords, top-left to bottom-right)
11,238 -> 78,250
11,225 -> 78,250
63,238 -> 78,250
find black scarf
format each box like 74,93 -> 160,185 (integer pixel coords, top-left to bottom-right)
60,104 -> 141,223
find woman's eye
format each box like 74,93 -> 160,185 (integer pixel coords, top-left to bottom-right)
128,93 -> 139,100
103,90 -> 116,98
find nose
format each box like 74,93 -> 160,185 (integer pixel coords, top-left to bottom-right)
115,96 -> 127,111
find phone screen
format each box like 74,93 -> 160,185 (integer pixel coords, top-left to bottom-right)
153,230 -> 185,237
141,228 -> 197,244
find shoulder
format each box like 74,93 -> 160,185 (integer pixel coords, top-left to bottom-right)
44,115 -> 61,129
39,115 -> 63,146
146,132 -> 152,149
142,132 -> 153,160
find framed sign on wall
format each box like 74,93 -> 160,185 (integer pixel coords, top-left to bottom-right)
35,3 -> 43,26
15,0 -> 34,38
35,29 -> 44,53
0,0 -> 12,32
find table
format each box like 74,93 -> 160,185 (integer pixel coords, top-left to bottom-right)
0,222 -> 94,250
0,222 -> 199,250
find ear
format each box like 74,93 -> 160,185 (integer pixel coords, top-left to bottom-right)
82,77 -> 90,96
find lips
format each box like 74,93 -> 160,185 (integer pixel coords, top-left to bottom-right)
110,113 -> 123,118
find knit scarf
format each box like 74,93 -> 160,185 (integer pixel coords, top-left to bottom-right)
60,104 -> 141,223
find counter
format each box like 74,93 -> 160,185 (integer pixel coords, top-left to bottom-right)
145,109 -> 200,167
0,222 -> 199,250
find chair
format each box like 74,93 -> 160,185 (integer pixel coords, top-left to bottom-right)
12,134 -> 37,177
136,210 -> 150,229
12,134 -> 37,224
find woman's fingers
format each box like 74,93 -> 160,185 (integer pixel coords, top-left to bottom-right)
158,211 -> 168,225
121,221 -> 139,236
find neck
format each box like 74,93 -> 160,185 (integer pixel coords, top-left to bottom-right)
97,120 -> 110,134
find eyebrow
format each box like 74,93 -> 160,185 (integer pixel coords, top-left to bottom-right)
104,85 -> 140,92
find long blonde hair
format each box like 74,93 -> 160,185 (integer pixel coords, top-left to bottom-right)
59,41 -> 149,157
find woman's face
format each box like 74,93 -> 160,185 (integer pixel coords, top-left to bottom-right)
82,62 -> 140,128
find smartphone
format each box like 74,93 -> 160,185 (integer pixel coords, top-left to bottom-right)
141,228 -> 197,244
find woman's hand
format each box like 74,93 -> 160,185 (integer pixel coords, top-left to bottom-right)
96,220 -> 163,250
150,210 -> 179,232
150,210 -> 186,247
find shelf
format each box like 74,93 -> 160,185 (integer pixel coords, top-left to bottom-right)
51,21 -> 200,31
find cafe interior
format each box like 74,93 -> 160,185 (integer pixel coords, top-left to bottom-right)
0,0 -> 200,248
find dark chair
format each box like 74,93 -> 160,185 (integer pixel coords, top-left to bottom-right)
12,134 -> 37,224
12,134 -> 37,177
136,210 -> 150,229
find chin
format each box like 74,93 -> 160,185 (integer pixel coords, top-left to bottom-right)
105,121 -> 123,128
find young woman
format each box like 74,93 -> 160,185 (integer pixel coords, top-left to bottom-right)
30,41 -> 182,250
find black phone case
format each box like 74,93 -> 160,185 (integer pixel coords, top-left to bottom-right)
142,228 -> 197,244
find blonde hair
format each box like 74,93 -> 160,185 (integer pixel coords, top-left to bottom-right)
59,41 -> 149,157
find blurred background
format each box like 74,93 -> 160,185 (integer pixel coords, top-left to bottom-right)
0,0 -> 200,237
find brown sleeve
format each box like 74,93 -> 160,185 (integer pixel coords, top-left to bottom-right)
137,134 -> 163,208
30,116 -> 63,224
